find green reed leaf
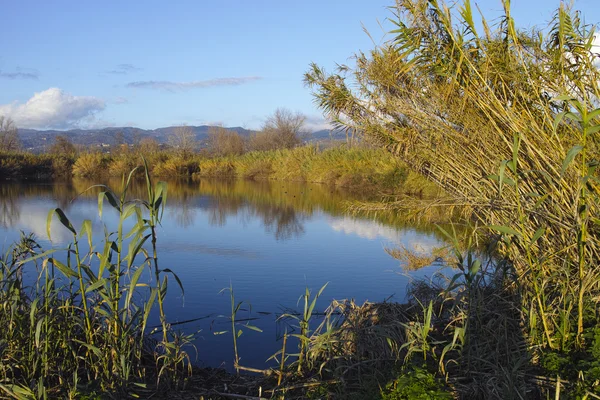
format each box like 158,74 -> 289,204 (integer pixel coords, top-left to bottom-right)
489,225 -> 522,237
80,219 -> 93,248
47,208 -> 76,240
561,145 -> 583,177
532,227 -> 546,244
163,268 -> 184,296
48,258 -> 77,278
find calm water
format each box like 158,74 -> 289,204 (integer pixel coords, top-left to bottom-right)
0,178 -> 446,369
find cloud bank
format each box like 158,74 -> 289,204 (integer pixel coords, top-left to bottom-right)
0,88 -> 105,129
126,76 -> 262,91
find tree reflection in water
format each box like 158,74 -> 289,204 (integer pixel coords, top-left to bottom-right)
0,177 -> 352,240
0,185 -> 20,228
0,177 -> 453,242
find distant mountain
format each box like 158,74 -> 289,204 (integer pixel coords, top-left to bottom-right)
309,129 -> 347,141
17,126 -> 347,153
17,126 -> 254,153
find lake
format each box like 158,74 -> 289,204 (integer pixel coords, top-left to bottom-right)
0,177 -> 446,370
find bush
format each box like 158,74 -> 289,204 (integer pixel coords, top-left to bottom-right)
153,156 -> 199,177
51,155 -> 74,176
72,152 -> 106,177
380,368 -> 452,400
108,156 -> 140,177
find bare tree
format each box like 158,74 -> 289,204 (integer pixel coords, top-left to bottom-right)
137,137 -> 160,156
49,135 -> 77,156
248,108 -> 306,151
264,108 -> 306,148
168,125 -> 197,157
0,116 -> 21,152
207,126 -> 245,156
132,129 -> 143,148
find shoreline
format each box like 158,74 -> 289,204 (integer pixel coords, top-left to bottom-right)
0,145 -> 441,198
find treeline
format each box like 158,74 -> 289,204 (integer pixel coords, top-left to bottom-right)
0,108 -> 438,195
0,108 -> 311,158
0,107 -> 310,177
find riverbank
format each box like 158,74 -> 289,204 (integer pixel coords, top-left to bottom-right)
0,145 -> 441,198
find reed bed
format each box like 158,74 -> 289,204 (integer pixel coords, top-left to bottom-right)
305,0 -> 600,397
1,145 -> 437,196
196,144 -> 438,195
0,152 -> 66,178
6,0 -> 599,396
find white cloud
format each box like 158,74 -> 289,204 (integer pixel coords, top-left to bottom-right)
0,88 -> 105,129
7,201 -> 102,245
126,76 -> 262,91
17,207 -> 73,244
329,216 -> 400,241
304,115 -> 333,132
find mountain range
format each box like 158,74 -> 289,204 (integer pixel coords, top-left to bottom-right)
17,126 -> 345,153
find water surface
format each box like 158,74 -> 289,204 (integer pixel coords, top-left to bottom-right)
0,178 -> 446,369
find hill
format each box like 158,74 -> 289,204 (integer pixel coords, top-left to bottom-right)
17,126 -> 346,152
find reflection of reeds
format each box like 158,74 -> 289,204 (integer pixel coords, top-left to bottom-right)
385,244 -> 448,271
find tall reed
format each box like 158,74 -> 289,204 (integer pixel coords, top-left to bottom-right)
0,159 -> 188,398
305,0 -> 600,395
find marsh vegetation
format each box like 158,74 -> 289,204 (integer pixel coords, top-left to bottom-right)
304,0 -> 600,397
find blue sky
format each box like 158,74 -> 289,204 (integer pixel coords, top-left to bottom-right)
0,0 -> 598,131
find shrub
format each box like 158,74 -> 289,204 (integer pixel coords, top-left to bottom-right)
380,368 -> 452,400
72,152 -> 106,177
51,155 -> 74,176
153,156 -> 199,177
108,156 -> 140,177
